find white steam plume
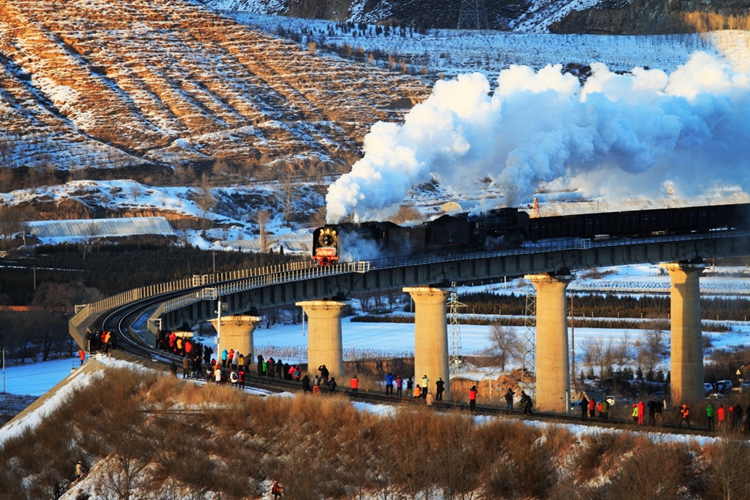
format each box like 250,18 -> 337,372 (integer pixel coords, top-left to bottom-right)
325,51 -> 750,223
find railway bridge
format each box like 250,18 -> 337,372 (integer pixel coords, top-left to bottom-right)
70,230 -> 750,413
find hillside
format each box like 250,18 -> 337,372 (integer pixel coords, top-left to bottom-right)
207,0 -> 750,34
3,356 -> 750,499
1,0 -> 750,257
0,0 -> 430,184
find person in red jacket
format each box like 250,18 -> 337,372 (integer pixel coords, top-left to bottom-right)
638,401 -> 645,425
77,349 -> 86,366
238,368 -> 246,389
588,398 -> 596,418
678,404 -> 691,427
350,374 -> 359,396
469,385 -> 478,412
717,404 -> 726,429
271,481 -> 283,499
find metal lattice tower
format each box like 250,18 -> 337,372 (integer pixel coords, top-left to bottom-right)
519,280 -> 536,398
449,282 -> 467,374
457,0 -> 490,30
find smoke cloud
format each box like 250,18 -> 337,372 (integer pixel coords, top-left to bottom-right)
325,51 -> 750,223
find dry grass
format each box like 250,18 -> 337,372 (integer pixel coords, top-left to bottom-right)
683,12 -> 750,32
1,367 -> 743,499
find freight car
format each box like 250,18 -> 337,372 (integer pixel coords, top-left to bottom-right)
312,203 -> 750,265
527,203 -> 750,241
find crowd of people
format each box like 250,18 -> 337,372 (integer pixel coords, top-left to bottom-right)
89,330 -> 746,432
85,329 -> 116,353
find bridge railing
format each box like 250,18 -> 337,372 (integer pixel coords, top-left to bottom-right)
74,229 -> 750,347
364,230 -> 750,272
68,259 -> 317,349
146,261 -> 371,336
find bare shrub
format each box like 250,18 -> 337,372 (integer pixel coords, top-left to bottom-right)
385,407 -> 437,498
607,439 -> 696,499
435,413 -> 482,498
704,438 -> 750,499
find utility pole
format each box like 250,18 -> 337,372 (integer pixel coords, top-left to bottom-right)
448,282 -> 466,373
570,293 -> 576,392
457,0 -> 490,30
520,281 -> 536,399
216,297 -> 222,349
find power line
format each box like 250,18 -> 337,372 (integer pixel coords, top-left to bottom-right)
457,0 -> 490,30
449,282 -> 467,374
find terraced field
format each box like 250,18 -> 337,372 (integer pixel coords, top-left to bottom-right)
0,0 -> 431,176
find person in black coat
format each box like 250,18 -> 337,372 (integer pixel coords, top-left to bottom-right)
505,388 -> 515,409
301,375 -> 311,393
435,378 -> 445,401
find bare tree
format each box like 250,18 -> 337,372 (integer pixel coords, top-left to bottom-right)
257,210 -> 270,252
129,183 -> 141,202
580,338 -> 616,379
31,282 -> 104,360
283,177 -> 294,222
212,159 -> 231,182
484,321 -> 521,372
638,327 -> 666,373
0,168 -> 14,192
612,331 -> 634,366
192,175 -> 215,228
0,135 -> 12,166
0,206 -> 21,241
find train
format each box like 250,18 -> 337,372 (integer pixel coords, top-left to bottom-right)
312,202 -> 750,265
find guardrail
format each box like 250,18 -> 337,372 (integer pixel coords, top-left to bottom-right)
68,259 -> 317,348
364,230 -> 750,272
72,229 -> 750,348
145,261 -> 371,336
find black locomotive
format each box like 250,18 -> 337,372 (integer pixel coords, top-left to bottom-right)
312,202 -> 750,265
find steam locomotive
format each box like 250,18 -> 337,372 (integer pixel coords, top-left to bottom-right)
312,202 -> 750,265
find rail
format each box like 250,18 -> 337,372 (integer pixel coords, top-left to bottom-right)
69,259 -> 317,346
145,261 -> 371,336
72,228 -> 750,347
361,230 -> 750,272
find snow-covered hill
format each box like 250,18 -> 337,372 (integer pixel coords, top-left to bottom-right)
2,0 -> 750,249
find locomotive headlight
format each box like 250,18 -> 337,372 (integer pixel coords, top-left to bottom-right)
318,228 -> 338,247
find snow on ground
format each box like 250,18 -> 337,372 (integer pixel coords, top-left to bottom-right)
4,264 -> 750,399
225,12 -> 750,78
0,353 -> 724,458
0,179 -> 319,251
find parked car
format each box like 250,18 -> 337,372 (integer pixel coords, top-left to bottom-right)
716,380 -> 734,394
704,383 -> 713,395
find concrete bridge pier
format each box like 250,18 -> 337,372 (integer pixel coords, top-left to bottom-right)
209,315 -> 263,359
297,301 -> 345,379
660,262 -> 705,406
403,287 -> 450,399
525,273 -> 574,413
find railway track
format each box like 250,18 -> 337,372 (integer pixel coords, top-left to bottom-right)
101,295 -> 720,440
